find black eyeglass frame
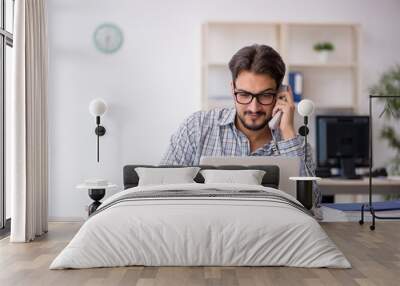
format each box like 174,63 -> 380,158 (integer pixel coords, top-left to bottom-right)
232,82 -> 278,106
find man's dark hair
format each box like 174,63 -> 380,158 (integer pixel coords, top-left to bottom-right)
228,44 -> 286,88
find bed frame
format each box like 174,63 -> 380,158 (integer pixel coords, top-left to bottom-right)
123,165 -> 280,189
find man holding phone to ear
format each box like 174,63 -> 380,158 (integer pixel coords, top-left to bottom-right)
161,44 -> 320,206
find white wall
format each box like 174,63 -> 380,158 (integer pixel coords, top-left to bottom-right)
48,0 -> 400,219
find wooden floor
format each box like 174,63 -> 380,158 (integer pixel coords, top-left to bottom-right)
0,222 -> 399,286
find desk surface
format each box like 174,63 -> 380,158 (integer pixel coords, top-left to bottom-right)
319,177 -> 400,187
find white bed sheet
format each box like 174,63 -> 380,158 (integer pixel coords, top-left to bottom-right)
50,183 -> 350,269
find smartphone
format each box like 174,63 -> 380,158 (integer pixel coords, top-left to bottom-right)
268,84 -> 289,130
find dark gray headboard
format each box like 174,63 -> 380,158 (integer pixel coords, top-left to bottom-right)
123,165 -> 280,189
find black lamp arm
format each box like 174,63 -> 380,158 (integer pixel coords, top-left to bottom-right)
94,116 -> 106,162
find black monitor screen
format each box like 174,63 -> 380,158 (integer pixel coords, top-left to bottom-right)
316,116 -> 369,168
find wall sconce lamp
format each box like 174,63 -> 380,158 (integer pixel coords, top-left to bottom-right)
297,99 -> 315,161
289,99 -> 320,210
89,99 -> 107,162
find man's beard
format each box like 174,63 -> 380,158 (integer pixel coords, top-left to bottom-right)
237,111 -> 269,131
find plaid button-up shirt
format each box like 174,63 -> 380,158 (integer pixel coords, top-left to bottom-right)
160,107 -> 321,205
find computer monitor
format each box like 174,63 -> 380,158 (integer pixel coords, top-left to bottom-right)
316,115 -> 369,179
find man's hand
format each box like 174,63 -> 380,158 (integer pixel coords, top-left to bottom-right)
271,85 -> 296,140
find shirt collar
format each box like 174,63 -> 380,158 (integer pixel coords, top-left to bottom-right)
272,128 -> 282,141
218,108 -> 236,126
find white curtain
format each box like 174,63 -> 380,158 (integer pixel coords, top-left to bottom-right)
9,0 -> 48,242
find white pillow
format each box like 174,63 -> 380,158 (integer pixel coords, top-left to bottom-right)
200,169 -> 266,185
135,167 -> 200,186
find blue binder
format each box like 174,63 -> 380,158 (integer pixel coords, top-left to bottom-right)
289,71 -> 303,103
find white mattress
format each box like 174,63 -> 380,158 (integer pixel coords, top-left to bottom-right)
50,183 -> 351,269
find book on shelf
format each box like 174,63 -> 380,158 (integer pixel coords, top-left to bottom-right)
288,71 -> 303,103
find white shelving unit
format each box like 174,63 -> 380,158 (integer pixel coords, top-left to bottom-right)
201,22 -> 361,112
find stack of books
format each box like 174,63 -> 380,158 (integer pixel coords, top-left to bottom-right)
321,200 -> 400,222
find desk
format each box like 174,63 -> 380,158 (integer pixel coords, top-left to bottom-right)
318,177 -> 400,195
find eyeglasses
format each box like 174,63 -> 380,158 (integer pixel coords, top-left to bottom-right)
233,83 -> 277,105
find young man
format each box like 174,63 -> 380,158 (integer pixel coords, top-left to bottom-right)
160,44 -> 320,205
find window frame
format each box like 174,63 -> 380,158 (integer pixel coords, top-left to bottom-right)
0,0 -> 14,232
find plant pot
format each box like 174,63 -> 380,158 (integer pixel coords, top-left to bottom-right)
316,50 -> 330,63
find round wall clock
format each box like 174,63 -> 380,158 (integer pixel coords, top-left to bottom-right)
93,23 -> 124,54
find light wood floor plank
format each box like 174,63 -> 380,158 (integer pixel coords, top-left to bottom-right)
0,222 -> 399,286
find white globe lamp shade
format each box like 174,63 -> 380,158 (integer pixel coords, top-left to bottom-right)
89,99 -> 107,117
297,99 -> 315,117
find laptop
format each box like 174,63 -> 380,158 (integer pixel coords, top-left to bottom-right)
199,156 -> 301,197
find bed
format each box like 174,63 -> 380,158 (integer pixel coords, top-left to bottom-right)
50,165 -> 350,269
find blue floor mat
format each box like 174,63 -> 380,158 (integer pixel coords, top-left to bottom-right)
322,200 -> 400,211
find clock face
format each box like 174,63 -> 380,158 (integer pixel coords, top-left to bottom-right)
93,23 -> 124,54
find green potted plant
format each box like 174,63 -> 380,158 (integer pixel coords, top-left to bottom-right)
313,42 -> 335,63
370,65 -> 400,176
